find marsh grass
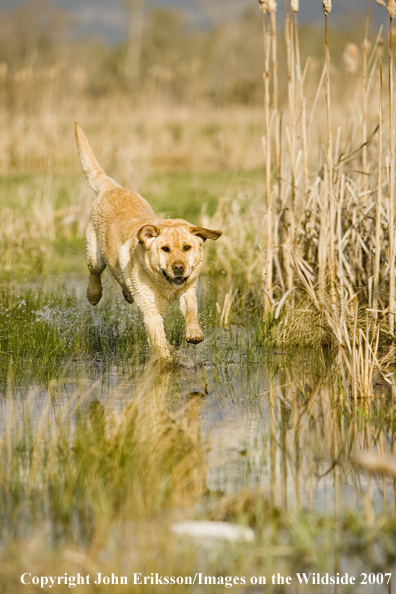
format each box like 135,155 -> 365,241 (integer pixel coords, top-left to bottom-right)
0,377 -> 203,543
0,167 -> 265,281
0,340 -> 396,591
0,285 -> 147,387
0,278 -> 268,390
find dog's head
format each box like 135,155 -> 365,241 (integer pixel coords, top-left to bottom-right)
137,221 -> 222,287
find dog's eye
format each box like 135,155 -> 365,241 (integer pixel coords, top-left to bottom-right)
161,246 -> 170,252
183,245 -> 192,251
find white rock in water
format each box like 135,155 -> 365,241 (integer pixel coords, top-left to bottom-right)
171,521 -> 254,543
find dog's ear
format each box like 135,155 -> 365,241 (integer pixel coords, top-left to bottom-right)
190,227 -> 222,242
137,224 -> 161,247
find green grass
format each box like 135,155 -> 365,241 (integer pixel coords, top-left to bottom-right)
0,276 -> 270,390
0,173 -> 80,210
0,283 -> 147,388
0,168 -> 266,282
144,168 -> 264,221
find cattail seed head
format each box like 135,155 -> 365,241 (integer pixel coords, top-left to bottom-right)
258,0 -> 268,13
291,0 -> 299,12
374,0 -> 386,6
322,0 -> 332,14
258,0 -> 277,12
388,0 -> 396,18
343,43 -> 360,74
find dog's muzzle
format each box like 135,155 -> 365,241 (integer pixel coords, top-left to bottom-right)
162,270 -> 188,286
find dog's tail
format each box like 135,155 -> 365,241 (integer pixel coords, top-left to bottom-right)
75,123 -> 119,195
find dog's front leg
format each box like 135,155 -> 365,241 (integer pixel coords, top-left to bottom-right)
122,268 -> 173,361
180,286 -> 204,344
142,310 -> 173,361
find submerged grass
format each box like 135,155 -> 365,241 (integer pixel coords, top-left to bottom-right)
0,279 -> 268,390
1,389 -> 201,541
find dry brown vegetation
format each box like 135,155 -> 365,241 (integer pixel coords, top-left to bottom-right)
0,1 -> 396,392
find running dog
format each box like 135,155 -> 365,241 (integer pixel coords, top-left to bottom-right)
75,123 -> 222,360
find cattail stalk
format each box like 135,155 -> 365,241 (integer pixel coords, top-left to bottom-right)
269,4 -> 282,289
373,60 -> 383,317
324,10 -> 336,304
261,7 -> 273,314
285,0 -> 296,291
388,7 -> 396,332
337,173 -> 345,288
318,174 -> 327,298
362,0 -> 371,195
293,8 -> 309,193
270,3 -> 279,174
308,63 -> 326,139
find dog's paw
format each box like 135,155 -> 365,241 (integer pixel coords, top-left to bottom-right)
122,290 -> 134,304
87,291 -> 102,306
152,348 -> 173,362
186,327 -> 204,344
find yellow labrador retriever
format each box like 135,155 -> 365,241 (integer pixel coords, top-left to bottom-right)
75,123 -> 222,360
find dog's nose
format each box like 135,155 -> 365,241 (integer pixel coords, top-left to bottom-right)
172,261 -> 185,276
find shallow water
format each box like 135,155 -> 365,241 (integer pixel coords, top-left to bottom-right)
2,318 -> 394,518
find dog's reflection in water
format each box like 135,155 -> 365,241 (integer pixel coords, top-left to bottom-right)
86,368 -> 207,498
